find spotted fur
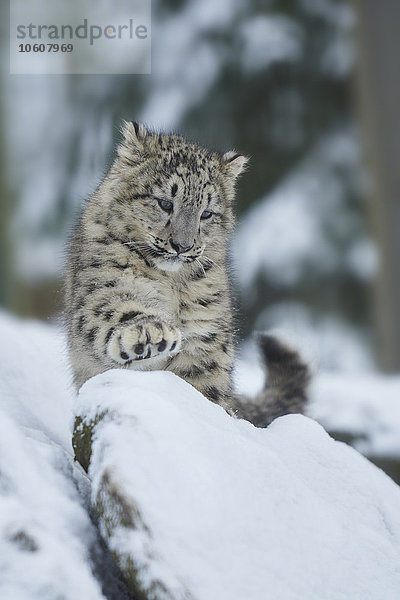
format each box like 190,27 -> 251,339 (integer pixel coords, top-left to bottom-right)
65,122 -> 309,424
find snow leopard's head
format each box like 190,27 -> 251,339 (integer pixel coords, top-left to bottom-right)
108,121 -> 248,272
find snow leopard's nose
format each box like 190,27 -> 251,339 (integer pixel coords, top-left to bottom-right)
169,239 -> 194,255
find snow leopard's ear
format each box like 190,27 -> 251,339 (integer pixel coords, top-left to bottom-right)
221,151 -> 249,179
118,121 -> 148,158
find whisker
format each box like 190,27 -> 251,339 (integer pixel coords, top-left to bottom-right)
201,255 -> 223,272
121,240 -> 161,258
195,258 -> 206,277
122,241 -> 148,247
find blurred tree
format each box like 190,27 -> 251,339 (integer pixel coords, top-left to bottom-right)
354,0 -> 400,372
0,103 -> 13,309
0,0 -> 14,311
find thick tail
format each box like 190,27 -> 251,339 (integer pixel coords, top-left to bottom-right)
232,333 -> 310,428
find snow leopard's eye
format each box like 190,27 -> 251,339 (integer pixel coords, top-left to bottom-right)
157,198 -> 173,213
201,210 -> 212,220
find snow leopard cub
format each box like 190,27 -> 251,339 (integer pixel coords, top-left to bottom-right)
65,122 -> 309,425
65,122 -> 245,411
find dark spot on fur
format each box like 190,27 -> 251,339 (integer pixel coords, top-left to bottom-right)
75,297 -> 85,310
207,386 -> 220,403
204,361 -> 219,372
221,343 -> 228,354
105,327 -> 115,344
192,366 -> 205,377
87,327 -> 98,345
171,183 -> 178,197
105,280 -> 117,288
189,269 -> 205,281
202,332 -> 217,343
198,298 -> 211,307
108,261 -> 126,270
225,152 -> 241,163
95,237 -> 110,245
119,311 -> 139,324
178,366 -> 205,378
77,315 -> 85,333
170,341 -> 177,351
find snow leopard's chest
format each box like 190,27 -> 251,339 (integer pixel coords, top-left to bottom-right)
175,276 -> 228,340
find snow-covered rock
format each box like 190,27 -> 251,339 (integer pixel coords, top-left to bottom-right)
2,310 -> 400,599
75,369 -> 400,600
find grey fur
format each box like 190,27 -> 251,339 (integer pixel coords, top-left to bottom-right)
232,334 -> 310,427
65,122 -> 309,426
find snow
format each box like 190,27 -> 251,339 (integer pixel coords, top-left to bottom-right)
2,310 -> 400,599
0,409 -> 104,600
0,312 -> 105,599
77,369 -> 400,600
0,312 -> 74,451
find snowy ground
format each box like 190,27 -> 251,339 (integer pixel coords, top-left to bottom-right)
0,313 -> 105,599
1,311 -> 400,599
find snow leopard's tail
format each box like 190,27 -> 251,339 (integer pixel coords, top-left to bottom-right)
232,334 -> 310,428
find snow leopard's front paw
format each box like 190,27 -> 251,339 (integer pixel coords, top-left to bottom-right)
107,319 -> 182,365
